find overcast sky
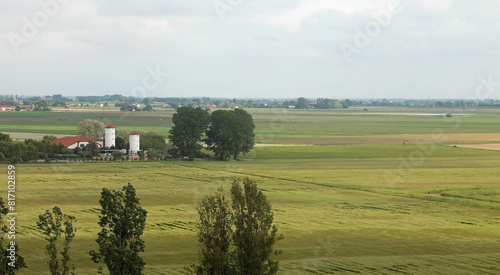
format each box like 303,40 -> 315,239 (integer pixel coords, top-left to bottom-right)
1,0 -> 500,99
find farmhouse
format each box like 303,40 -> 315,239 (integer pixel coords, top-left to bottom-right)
0,105 -> 13,111
50,136 -> 104,149
51,124 -> 141,156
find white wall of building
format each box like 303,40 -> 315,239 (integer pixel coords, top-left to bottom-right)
105,127 -> 115,148
129,134 -> 140,154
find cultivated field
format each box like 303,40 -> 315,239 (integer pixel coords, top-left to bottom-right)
2,107 -> 500,274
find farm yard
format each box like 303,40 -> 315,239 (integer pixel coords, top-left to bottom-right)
2,107 -> 500,274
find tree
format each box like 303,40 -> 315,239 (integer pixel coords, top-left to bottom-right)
296,97 -> 308,109
205,110 -> 236,160
189,189 -> 233,275
88,140 -> 99,156
90,183 -> 147,275
77,119 -> 105,139
115,137 -> 125,150
0,133 -> 12,143
231,178 -> 282,274
37,206 -> 76,275
0,197 -> 27,274
190,178 -> 282,274
231,109 -> 255,159
169,106 -> 209,160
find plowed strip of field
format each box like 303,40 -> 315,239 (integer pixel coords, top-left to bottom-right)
454,144 -> 500,151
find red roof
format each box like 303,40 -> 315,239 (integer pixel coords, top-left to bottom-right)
105,124 -> 115,128
130,131 -> 139,135
51,136 -> 103,147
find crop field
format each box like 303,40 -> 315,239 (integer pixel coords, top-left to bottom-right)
3,107 -> 500,144
2,107 -> 500,274
12,145 -> 500,274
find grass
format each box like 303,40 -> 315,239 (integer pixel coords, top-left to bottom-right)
4,108 -> 500,145
3,107 -> 500,273
246,144 -> 500,159
11,145 -> 500,274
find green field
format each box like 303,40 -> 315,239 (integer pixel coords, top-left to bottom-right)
3,107 -> 500,144
3,107 -> 500,274
11,144 -> 500,274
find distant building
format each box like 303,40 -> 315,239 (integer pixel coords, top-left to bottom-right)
129,131 -> 140,155
104,124 -> 115,148
0,105 -> 13,111
51,136 -> 104,149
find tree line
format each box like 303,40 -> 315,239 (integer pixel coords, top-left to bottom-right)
169,106 -> 255,161
0,178 -> 282,275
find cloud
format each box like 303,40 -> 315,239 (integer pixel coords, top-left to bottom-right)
421,0 -> 454,12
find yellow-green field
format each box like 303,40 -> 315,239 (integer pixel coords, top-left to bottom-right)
3,107 -> 500,274
13,145 -> 500,274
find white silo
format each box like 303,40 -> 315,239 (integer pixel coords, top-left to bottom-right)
129,131 -> 140,155
104,124 -> 115,148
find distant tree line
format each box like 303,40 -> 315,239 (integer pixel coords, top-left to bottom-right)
169,106 -> 256,161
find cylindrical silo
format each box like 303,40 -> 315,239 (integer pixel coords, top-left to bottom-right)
129,131 -> 140,154
104,124 -> 115,148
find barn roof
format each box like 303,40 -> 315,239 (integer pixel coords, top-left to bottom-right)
50,136 -> 103,147
130,131 -> 139,135
105,124 -> 115,128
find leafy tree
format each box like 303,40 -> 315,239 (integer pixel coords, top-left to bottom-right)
37,207 -> 76,275
189,189 -> 232,275
90,183 -> 147,275
43,135 -> 58,142
205,110 -> 236,160
115,137 -> 126,150
143,104 -> 153,112
231,178 -> 283,274
205,109 -> 255,160
190,178 -> 282,274
0,133 -> 12,143
77,119 -> 105,139
169,106 -> 209,160
231,109 -> 255,159
88,140 -> 99,156
0,196 -> 27,274
296,97 -> 309,109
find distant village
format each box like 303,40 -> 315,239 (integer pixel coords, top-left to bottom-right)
1,94 -> 499,113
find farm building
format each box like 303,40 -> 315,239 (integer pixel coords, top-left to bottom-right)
50,136 -> 104,149
51,125 -> 141,156
104,124 -> 115,148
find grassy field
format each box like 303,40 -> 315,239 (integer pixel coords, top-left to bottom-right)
11,144 -> 500,274
3,107 -> 500,274
3,107 -> 500,144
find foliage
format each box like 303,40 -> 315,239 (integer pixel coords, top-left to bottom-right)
77,119 -> 105,139
0,135 -> 69,163
231,178 -> 283,274
205,110 -> 237,161
90,183 -> 147,275
296,97 -> 309,109
169,106 -> 209,160
189,189 -> 233,275
0,196 -> 27,274
205,109 -> 255,160
190,179 -> 282,274
232,109 -> 255,159
115,136 -> 126,150
37,206 -> 76,275
0,133 -> 12,143
88,140 -> 99,156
